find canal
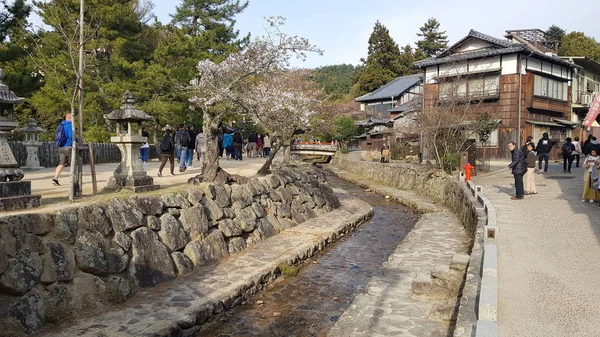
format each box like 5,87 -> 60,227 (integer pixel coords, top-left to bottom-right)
196,173 -> 421,337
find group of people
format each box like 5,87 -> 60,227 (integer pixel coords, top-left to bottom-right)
219,131 -> 271,160
157,124 -> 203,177
508,132 -> 600,204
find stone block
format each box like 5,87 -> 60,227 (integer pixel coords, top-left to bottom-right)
172,252 -> 194,275
482,244 -> 498,278
0,194 -> 41,212
478,274 -> 498,321
227,237 -> 246,254
158,214 -> 189,252
218,219 -> 242,237
161,193 -> 191,209
253,218 -> 277,240
77,204 -> 112,237
230,185 -> 253,209
183,231 -> 229,266
0,250 -> 41,295
105,198 -> 144,232
9,291 -> 45,334
0,180 -> 31,198
40,240 -> 75,284
475,320 -> 498,337
203,196 -> 224,221
207,184 -> 231,208
129,195 -> 165,215
234,207 -> 257,232
411,273 -> 433,296
129,227 -> 176,288
186,188 -> 204,205
451,253 -> 470,272
179,204 -> 209,241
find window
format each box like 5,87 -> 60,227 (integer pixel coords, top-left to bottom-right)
469,75 -> 499,97
471,128 -> 499,147
439,81 -> 467,98
534,75 -> 567,101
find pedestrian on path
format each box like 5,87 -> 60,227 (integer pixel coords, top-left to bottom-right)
582,149 -> 600,202
522,135 -> 535,157
561,137 -> 575,173
187,126 -> 196,168
263,134 -> 271,157
536,132 -> 552,174
175,124 -> 191,172
508,142 -> 526,200
233,131 -> 243,160
572,136 -> 582,167
583,135 -> 593,155
525,143 -> 537,195
158,129 -> 175,177
51,113 -> 74,186
222,131 -> 233,160
140,127 -> 150,166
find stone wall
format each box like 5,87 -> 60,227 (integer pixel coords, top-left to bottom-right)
0,168 -> 339,335
331,154 -> 479,237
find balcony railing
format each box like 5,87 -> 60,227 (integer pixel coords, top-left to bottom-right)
574,91 -> 598,106
436,88 -> 501,103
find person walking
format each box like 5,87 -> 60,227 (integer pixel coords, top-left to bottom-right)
158,129 -> 175,177
233,130 -> 243,160
140,127 -> 150,166
257,134 -> 264,158
187,126 -> 196,168
247,132 -> 258,158
263,134 -> 271,157
582,149 -> 600,202
508,142 -> 526,200
561,137 -> 575,173
525,143 -> 537,195
222,131 -> 233,160
583,135 -> 593,156
218,132 -> 224,158
51,113 -> 74,186
174,125 -> 181,163
175,124 -> 191,172
536,132 -> 552,174
572,136 -> 582,168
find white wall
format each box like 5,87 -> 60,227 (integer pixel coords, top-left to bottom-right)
526,58 -> 571,80
456,39 -> 493,53
501,54 -> 518,75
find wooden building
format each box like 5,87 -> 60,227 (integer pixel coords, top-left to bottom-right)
413,29 -> 578,159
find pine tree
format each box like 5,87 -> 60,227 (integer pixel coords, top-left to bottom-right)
545,25 -> 566,51
416,18 -> 448,58
0,0 -> 31,42
355,21 -> 402,95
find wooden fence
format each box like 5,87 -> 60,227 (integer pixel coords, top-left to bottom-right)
8,142 -> 159,168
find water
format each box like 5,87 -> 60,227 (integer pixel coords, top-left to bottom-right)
196,173 -> 420,337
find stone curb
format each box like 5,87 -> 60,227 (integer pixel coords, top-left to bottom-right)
470,183 -> 499,337
41,197 -> 374,337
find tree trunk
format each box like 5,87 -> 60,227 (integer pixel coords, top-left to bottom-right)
257,143 -> 281,175
202,114 -> 222,182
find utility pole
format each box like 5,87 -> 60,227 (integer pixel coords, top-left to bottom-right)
70,0 -> 85,201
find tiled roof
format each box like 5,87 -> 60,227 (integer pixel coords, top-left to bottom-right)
355,74 -> 423,103
414,30 -> 578,70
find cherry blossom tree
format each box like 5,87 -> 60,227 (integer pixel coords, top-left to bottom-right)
189,17 -> 323,182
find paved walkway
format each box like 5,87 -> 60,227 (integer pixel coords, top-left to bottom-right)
473,164 -> 600,337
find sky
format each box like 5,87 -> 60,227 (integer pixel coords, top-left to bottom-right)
29,0 -> 600,69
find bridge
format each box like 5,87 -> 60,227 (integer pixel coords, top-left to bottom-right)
290,143 -> 339,163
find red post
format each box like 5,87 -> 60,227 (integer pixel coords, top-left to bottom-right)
463,163 -> 475,181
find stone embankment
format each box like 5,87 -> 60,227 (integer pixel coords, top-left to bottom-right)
329,155 -> 486,336
0,168 -> 344,336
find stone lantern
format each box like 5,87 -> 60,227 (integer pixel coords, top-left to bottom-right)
104,91 -> 159,192
19,118 -> 45,170
0,68 -> 41,210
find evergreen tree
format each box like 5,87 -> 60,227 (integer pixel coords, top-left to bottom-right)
355,21 -> 402,96
171,0 -> 249,53
0,0 -> 30,42
558,32 -> 600,62
545,25 -> 566,51
416,18 -> 448,58
312,64 -> 361,101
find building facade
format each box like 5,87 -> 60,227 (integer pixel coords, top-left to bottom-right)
413,30 -> 577,159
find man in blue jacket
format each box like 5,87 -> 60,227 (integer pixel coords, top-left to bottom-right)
52,113 -> 73,186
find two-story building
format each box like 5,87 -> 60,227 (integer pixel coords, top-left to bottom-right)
354,74 -> 423,151
560,57 -> 600,125
413,29 -> 578,159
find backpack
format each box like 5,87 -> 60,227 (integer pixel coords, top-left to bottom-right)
179,131 -> 190,148
562,143 -> 573,155
53,123 -> 69,147
160,136 -> 174,153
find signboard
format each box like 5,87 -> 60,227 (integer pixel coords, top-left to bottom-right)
582,93 -> 600,127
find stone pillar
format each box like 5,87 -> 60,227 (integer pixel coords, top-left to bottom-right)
106,134 -> 159,193
20,118 -> 45,170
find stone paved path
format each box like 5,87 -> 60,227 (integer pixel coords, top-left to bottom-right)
473,165 -> 600,337
40,196 -> 373,337
327,170 -> 471,337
